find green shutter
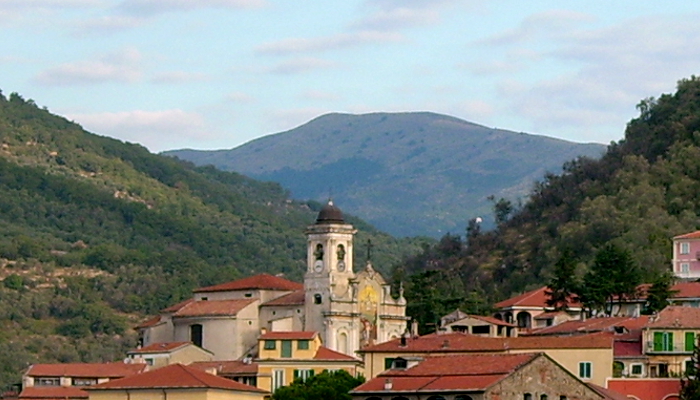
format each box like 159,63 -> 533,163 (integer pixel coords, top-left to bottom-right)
666,332 -> 674,352
654,332 -> 663,351
385,358 -> 395,370
297,340 -> 309,350
579,363 -> 585,377
687,332 -> 696,352
293,370 -> 299,380
309,369 -> 315,377
586,363 -> 591,378
281,340 -> 292,358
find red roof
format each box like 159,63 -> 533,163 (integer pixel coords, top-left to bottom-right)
674,231 -> 700,239
128,342 -> 192,354
530,316 -> 649,336
495,286 -> 581,309
189,361 -> 258,375
87,363 -> 267,393
646,306 -> 700,329
134,316 -> 162,330
314,346 -> 360,361
194,274 -> 302,293
26,363 -> 146,378
669,282 -> 700,299
161,298 -> 194,313
588,383 -> 630,400
19,387 -> 87,400
173,299 -> 256,318
607,378 -> 680,400
456,314 -> 516,327
261,290 -> 305,306
353,353 -> 538,393
260,331 -> 317,340
614,341 -> 644,358
359,331 -> 613,353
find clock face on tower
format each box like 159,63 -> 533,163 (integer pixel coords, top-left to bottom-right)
314,259 -> 324,272
337,260 -> 346,272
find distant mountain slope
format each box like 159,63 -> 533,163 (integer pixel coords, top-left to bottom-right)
166,112 -> 605,237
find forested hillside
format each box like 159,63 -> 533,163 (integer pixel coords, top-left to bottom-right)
399,77 -> 700,329
0,91 -> 427,387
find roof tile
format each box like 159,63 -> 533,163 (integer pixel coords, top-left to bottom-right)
19,387 -> 88,399
194,274 -> 302,293
314,346 -> 359,361
173,299 -> 256,318
495,286 -> 581,309
260,290 -> 305,306
26,363 -> 146,379
128,342 -> 191,354
188,361 -> 258,375
646,306 -> 700,329
259,331 -> 317,340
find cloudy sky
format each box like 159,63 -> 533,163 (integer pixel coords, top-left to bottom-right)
1,1 -> 699,152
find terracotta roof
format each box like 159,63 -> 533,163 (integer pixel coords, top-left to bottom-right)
359,331 -> 613,353
450,314 -> 516,327
646,306 -> 700,329
674,231 -> 700,239
259,331 -> 317,340
194,274 -> 302,293
529,316 -> 649,336
19,387 -> 87,400
352,353 -> 538,393
614,341 -> 644,358
134,316 -> 162,330
314,346 -> 360,361
128,342 -> 192,355
534,311 -> 567,320
87,363 -> 267,393
669,282 -> 700,299
260,290 -> 305,306
26,363 -> 146,378
173,299 -> 256,318
588,383 -> 630,400
607,378 -> 681,400
161,298 -> 194,313
495,286 -> 581,309
189,361 -> 258,376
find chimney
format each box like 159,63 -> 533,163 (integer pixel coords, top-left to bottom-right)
411,320 -> 419,338
441,339 -> 450,349
384,379 -> 393,390
261,327 -> 267,335
400,332 -> 407,347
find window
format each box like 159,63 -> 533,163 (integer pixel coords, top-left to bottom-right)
297,340 -> 309,350
294,369 -> 314,382
264,340 -> 276,350
35,378 -> 60,386
682,263 -> 690,273
540,395 -> 548,400
455,396 -> 474,400
314,294 -> 322,304
393,358 -> 408,369
472,325 -> 490,334
426,396 -> 447,400
579,362 -> 592,379
631,364 -> 643,375
686,332 -> 696,352
245,293 -> 252,297
272,369 -> 285,391
314,244 -> 324,260
281,340 -> 292,358
654,332 -> 674,352
190,324 -> 203,347
681,242 -> 690,255
201,297 -> 208,301
524,393 -> 533,400
72,378 -> 98,386
560,396 -> 567,400
384,357 -> 396,370
144,358 -> 154,366
686,360 -> 696,376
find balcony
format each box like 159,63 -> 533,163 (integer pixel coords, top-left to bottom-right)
646,342 -> 692,354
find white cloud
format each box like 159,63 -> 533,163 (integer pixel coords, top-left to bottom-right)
479,10 -> 594,46
351,7 -> 439,31
269,57 -> 340,74
151,71 -> 209,84
34,48 -> 143,86
67,109 -> 211,152
117,0 -> 266,16
256,31 -> 404,55
73,15 -> 146,35
224,92 -> 256,103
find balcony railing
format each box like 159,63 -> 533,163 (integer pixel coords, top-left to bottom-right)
646,342 -> 692,354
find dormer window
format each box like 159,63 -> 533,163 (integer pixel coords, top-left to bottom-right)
392,358 -> 408,369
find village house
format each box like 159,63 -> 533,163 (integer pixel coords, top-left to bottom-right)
493,286 -> 582,330
672,230 -> 700,280
126,341 -> 213,368
440,310 -> 517,337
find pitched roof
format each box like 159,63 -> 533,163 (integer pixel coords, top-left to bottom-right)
188,361 -> 258,376
674,231 -> 700,240
128,342 -> 192,355
134,316 -> 163,330
464,314 -> 517,327
495,286 -> 581,309
588,383 -> 631,400
646,306 -> 700,329
19,387 -> 88,400
359,331 -> 613,353
194,274 -> 302,293
314,346 -> 360,361
87,363 -> 267,393
259,331 -> 317,340
669,282 -> 700,299
529,316 -> 649,336
352,353 -> 539,393
614,341 -> 644,358
173,299 -> 256,318
607,378 -> 681,400
25,363 -> 146,378
260,290 -> 305,306
161,298 -> 194,313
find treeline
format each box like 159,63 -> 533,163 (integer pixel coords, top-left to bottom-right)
399,77 -> 700,332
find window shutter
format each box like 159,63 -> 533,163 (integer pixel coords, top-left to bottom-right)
667,332 -> 674,351
293,370 -> 299,380
687,332 -> 695,352
654,332 -> 663,351
385,358 -> 395,370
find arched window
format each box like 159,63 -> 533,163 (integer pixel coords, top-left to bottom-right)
456,396 -> 473,400
190,324 -> 203,347
541,394 -> 548,400
314,244 -> 324,260
337,244 -> 346,260
517,311 -> 532,329
426,396 -> 447,400
391,397 -> 410,400
337,332 -> 348,355
524,393 -> 533,400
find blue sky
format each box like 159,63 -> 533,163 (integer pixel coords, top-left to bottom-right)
2,1 -> 699,152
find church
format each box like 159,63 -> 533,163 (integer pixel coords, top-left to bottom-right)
136,201 -> 408,360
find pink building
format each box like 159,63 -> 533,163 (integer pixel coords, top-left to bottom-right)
672,231 -> 700,279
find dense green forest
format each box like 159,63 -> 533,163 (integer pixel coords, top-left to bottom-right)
0,91 -> 427,387
399,77 -> 700,331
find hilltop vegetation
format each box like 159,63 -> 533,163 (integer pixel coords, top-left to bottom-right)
399,77 -> 700,329
0,91 -> 426,387
166,112 -> 604,237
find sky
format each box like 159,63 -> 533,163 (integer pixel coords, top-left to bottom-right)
2,1 -> 700,153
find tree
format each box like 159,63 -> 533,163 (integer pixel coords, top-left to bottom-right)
681,336 -> 700,400
580,244 -> 641,316
545,250 -> 579,311
644,271 -> 677,315
271,370 -> 364,400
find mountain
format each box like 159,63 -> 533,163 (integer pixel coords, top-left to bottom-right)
394,77 -> 700,328
0,92 -> 427,386
165,112 -> 605,238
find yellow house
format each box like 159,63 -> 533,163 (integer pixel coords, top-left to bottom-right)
358,331 -> 613,386
643,306 -> 700,377
85,363 -> 267,400
256,330 -> 362,392
126,342 -> 213,368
